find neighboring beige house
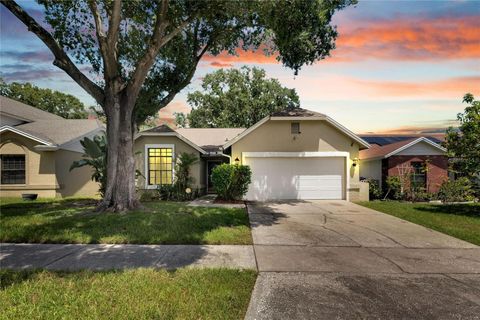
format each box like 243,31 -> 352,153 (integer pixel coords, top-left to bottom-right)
0,96 -> 104,198
135,108 -> 370,201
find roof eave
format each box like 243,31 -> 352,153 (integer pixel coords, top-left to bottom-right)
135,131 -> 207,154
0,125 -> 54,146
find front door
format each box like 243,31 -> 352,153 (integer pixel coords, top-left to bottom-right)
207,161 -> 222,193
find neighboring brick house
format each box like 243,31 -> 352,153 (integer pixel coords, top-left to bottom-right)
359,137 -> 448,193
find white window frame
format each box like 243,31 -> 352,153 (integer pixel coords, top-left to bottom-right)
144,144 -> 175,189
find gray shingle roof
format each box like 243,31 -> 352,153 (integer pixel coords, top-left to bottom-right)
14,120 -> 103,145
0,96 -> 65,122
177,128 -> 245,152
270,107 -> 326,118
141,124 -> 175,133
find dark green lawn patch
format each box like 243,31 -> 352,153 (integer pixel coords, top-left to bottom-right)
0,268 -> 257,320
358,201 -> 480,245
0,198 -> 252,244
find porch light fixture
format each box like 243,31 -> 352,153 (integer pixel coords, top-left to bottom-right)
352,158 -> 359,167
234,157 -> 240,164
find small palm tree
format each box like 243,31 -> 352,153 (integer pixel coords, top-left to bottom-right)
175,152 -> 199,197
70,135 -> 107,197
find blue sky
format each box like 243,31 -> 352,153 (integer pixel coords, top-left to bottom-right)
1,0 -> 479,133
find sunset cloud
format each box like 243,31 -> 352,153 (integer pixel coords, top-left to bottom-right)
158,101 -> 191,120
200,15 -> 480,67
333,16 -> 480,61
280,74 -> 480,102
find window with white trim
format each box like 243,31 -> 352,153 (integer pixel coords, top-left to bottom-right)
147,148 -> 173,185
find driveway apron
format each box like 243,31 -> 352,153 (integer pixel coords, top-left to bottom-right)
246,200 -> 480,319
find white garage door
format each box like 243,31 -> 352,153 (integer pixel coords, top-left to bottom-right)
244,156 -> 345,201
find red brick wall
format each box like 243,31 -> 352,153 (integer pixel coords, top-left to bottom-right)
386,155 -> 448,193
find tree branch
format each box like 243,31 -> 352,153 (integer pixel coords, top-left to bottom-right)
1,0 -> 105,105
88,0 -> 120,86
126,1 -> 196,104
107,0 -> 122,50
155,36 -> 212,113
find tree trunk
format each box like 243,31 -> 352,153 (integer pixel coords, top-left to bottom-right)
98,91 -> 140,212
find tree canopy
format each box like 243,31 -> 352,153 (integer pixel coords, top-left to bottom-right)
0,78 -> 88,119
444,93 -> 480,179
180,67 -> 300,128
1,0 -> 356,211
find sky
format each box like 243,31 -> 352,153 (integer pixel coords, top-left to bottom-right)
1,0 -> 479,134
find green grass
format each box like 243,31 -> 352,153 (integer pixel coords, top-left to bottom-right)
358,201 -> 480,245
0,198 -> 252,245
0,268 -> 257,320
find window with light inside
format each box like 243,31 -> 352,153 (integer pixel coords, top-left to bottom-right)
148,148 -> 173,185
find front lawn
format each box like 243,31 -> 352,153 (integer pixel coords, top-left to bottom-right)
358,201 -> 480,245
0,198 -> 252,245
0,268 -> 257,320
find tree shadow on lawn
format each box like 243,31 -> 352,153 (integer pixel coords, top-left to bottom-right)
0,199 -> 251,245
414,203 -> 480,218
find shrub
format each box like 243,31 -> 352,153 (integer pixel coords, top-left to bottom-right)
156,152 -> 202,201
437,178 -> 474,203
211,164 -> 252,201
385,176 -> 402,200
362,178 -> 382,200
139,190 -> 158,202
408,187 -> 434,202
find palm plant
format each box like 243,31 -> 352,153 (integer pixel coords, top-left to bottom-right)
175,152 -> 199,193
70,135 -> 107,197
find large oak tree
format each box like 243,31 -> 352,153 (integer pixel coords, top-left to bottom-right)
1,0 -> 355,211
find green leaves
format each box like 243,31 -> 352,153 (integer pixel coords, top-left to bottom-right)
211,164 -> 252,201
0,78 -> 88,119
185,67 -> 300,128
70,135 -> 107,196
444,94 -> 480,180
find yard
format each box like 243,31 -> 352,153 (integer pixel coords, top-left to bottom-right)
0,198 -> 252,245
0,268 -> 257,320
358,201 -> 480,245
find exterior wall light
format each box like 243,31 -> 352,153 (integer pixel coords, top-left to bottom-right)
234,157 -> 240,164
352,158 -> 359,167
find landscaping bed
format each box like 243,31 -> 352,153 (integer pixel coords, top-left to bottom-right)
0,268 -> 257,320
358,201 -> 480,245
0,198 -> 252,245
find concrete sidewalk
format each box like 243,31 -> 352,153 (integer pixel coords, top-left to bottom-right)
0,243 -> 256,270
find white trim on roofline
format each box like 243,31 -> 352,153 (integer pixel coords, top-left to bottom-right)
383,137 -> 446,158
0,125 -> 54,146
222,114 -> 370,149
135,130 -> 207,154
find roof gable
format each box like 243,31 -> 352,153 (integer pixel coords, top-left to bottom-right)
136,125 -> 207,154
359,137 -> 446,160
0,96 -> 64,122
223,109 -> 370,149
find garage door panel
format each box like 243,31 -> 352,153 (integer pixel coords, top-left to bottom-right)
245,157 -> 344,201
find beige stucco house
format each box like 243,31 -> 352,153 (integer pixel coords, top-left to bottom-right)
135,108 -> 370,201
0,96 -> 104,198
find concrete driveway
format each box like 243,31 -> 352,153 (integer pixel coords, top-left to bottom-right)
246,200 -> 480,319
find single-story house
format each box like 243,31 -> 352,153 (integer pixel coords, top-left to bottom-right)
0,96 -> 104,198
135,108 -> 370,201
359,136 -> 448,192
